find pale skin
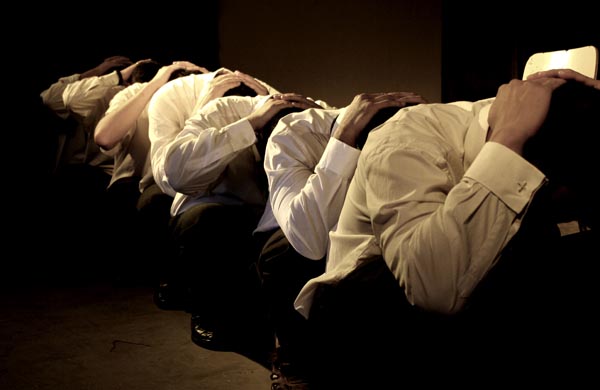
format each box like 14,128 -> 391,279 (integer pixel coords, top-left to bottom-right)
94,60 -> 207,150
527,68 -> 600,89
333,92 -> 427,147
488,68 -> 598,156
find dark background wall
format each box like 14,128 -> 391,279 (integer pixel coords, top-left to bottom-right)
25,0 -> 598,113
442,1 -> 599,102
24,2 -> 221,99
26,0 -> 443,107
218,0 -> 442,107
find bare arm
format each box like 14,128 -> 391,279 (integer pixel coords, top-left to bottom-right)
95,61 -> 206,150
247,93 -> 322,133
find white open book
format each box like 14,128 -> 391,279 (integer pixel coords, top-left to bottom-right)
522,45 -> 598,80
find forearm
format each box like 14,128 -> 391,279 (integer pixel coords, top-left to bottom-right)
95,84 -> 159,149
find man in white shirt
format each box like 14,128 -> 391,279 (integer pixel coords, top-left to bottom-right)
94,60 -> 207,282
41,56 -> 149,272
295,69 -> 600,387
58,57 -> 144,177
256,92 -> 426,387
148,74 -> 322,353
146,68 -> 278,310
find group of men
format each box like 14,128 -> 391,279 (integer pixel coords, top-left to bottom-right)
41,54 -> 599,388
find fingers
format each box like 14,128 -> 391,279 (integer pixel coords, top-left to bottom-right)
172,61 -> 209,73
350,92 -> 426,112
375,92 -> 427,107
271,93 -> 323,109
527,69 -> 600,89
527,76 -> 568,91
234,70 -> 269,95
527,68 -> 578,81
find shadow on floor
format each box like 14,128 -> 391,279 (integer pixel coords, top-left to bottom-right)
0,282 -> 271,390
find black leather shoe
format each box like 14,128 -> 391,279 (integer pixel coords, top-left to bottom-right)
190,314 -> 232,351
153,282 -> 190,311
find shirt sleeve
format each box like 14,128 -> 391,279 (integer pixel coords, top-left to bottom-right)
266,114 -> 360,260
40,74 -> 80,118
62,71 -> 120,118
148,82 -> 192,197
366,133 -> 546,314
161,97 -> 257,195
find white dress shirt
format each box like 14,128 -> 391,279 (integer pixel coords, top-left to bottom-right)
161,95 -> 273,216
40,74 -> 80,119
295,99 -> 547,318
60,71 -> 122,172
102,82 -> 154,191
148,69 -> 279,199
260,108 -> 361,260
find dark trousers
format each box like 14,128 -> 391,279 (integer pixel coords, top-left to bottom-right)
169,203 -> 266,334
136,183 -> 174,283
42,164 -> 112,282
104,177 -> 143,282
307,195 -> 598,387
256,228 -> 325,368
308,257 -> 450,388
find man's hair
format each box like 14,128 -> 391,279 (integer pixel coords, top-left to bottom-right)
255,106 -> 305,158
131,60 -> 162,83
168,68 -> 204,82
523,80 -> 600,227
223,82 -> 258,98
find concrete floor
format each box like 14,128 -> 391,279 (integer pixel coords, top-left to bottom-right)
0,282 -> 272,390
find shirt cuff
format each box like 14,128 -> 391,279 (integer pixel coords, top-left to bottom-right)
465,142 -> 546,214
318,138 -> 361,178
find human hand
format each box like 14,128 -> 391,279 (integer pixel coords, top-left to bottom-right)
201,71 -> 246,102
149,61 -> 208,86
527,68 -> 600,89
171,61 -> 209,74
234,70 -> 270,95
97,56 -> 133,75
488,77 -> 567,155
247,93 -> 322,134
119,58 -> 154,84
334,92 -> 426,147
